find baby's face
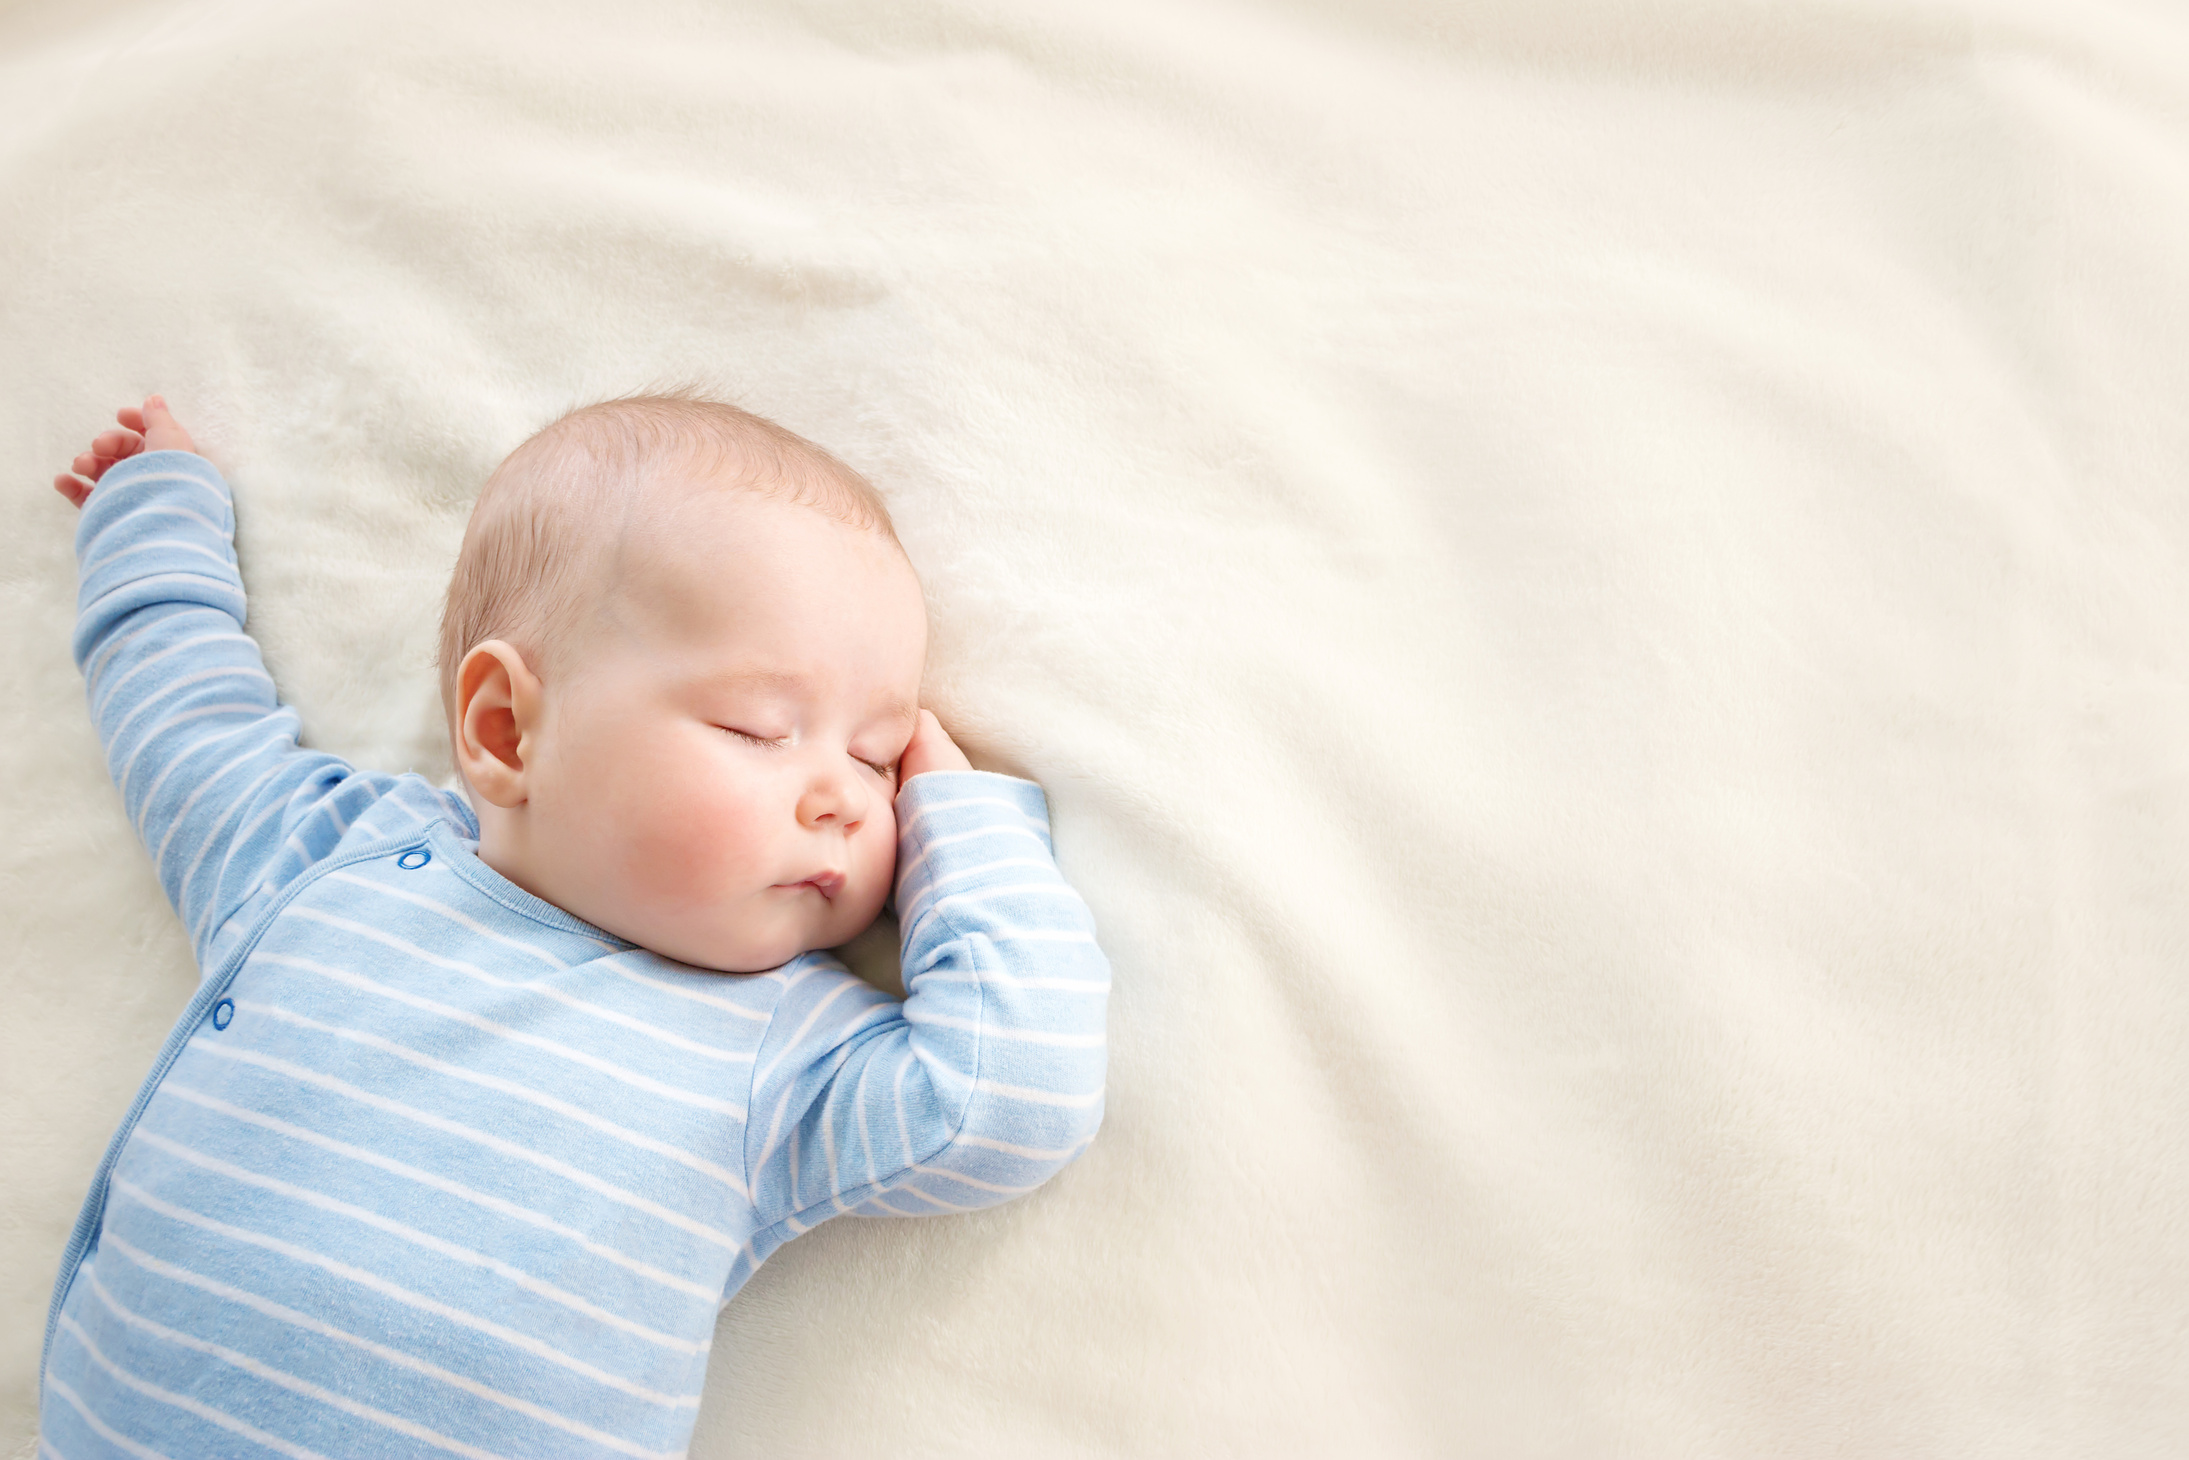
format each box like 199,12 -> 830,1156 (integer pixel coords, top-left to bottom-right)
513,487 -> 925,973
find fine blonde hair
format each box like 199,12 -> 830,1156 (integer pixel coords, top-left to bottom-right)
436,390 -> 897,731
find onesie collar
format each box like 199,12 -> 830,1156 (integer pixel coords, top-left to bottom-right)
424,820 -> 635,948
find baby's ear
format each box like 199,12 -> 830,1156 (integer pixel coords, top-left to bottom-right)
453,641 -> 540,808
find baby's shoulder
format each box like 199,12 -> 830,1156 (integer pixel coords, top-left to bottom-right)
338,771 -> 477,847
200,772 -> 475,974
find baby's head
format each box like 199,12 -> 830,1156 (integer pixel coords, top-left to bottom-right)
437,394 -> 925,974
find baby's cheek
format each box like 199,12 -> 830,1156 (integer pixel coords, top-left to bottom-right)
609,774 -> 758,912
848,811 -> 899,922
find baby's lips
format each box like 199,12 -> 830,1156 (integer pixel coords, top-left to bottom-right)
777,870 -> 846,901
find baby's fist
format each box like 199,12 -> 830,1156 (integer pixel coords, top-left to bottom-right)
52,396 -> 197,509
898,709 -> 973,784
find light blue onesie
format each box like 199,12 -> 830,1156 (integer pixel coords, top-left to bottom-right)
41,451 -> 1110,1459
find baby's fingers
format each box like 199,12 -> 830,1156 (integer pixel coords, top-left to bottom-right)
93,427 -> 144,462
72,429 -> 141,484
52,472 -> 92,509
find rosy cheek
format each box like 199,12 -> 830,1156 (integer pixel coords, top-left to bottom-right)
597,732 -> 771,912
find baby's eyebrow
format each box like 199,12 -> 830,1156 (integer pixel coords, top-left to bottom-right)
699,667 -> 805,697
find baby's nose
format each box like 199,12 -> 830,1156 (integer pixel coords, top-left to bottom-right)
797,761 -> 869,829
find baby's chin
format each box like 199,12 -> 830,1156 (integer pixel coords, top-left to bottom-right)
646,900 -> 889,976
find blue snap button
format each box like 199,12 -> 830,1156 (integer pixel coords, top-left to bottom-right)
397,849 -> 431,870
212,999 -> 234,1030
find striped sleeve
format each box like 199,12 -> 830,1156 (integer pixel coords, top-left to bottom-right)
741,771 -> 1109,1230
70,450 -> 413,967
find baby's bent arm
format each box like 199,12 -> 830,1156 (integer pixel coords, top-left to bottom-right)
71,450 -> 417,970
738,771 -> 1109,1247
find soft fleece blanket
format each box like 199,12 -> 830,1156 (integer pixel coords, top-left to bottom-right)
4,0 -> 2187,1454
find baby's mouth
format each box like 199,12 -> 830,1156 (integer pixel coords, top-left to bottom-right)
782,870 -> 845,901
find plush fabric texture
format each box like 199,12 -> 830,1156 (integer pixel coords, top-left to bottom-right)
4,0 -> 2188,1454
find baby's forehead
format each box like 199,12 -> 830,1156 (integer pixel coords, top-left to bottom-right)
440,394 -> 906,721
601,469 -> 919,627
609,464 -> 906,582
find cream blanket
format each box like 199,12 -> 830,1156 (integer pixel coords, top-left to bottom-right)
4,0 -> 2186,1453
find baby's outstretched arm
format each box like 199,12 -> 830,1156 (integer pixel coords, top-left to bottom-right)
56,398 -> 452,974
52,395 -> 195,509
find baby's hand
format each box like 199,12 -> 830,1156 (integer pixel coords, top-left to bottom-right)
52,395 -> 197,509
898,709 -> 973,783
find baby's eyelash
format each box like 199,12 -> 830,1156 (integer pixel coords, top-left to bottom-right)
725,726 -> 892,778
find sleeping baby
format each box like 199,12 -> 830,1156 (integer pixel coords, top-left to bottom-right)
40,393 -> 1109,1457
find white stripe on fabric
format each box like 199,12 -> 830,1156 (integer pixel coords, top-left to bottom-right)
42,1371 -> 174,1460
853,1054 -> 880,1193
120,710 -> 279,809
55,1312 -> 331,1460
91,630 -> 249,719
911,885 -> 1084,922
895,795 -> 1048,839
324,793 -> 358,837
890,1184 -> 977,1214
285,910 -> 750,1060
100,659 -> 267,745
38,1436 -> 71,1460
892,825 -> 1050,892
955,1131 -> 1090,1162
109,673 -> 269,785
251,954 -> 747,1115
149,733 -> 296,876
80,1269 -> 519,1460
916,971 -> 1109,991
913,1014 -> 1104,1048
131,1131 -> 705,1354
95,468 -> 230,515
603,959 -> 772,1021
80,568 -> 245,623
971,1077 -> 1107,1109
84,499 -> 226,543
189,1040 -> 746,1245
223,1002 -> 747,1191
821,1094 -> 849,1217
160,1082 -> 714,1299
81,536 -> 235,579
82,611 -> 165,686
100,1233 -> 685,1460
908,1163 -> 1046,1197
752,973 -> 862,1090
895,857 -> 1059,923
109,1179 -> 703,1410
891,1051 -> 916,1171
194,794 -> 293,944
849,1194 -> 921,1217
169,754 -> 294,906
326,872 -> 581,968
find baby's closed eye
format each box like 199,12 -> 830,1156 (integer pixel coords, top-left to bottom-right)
723,724 -> 895,778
